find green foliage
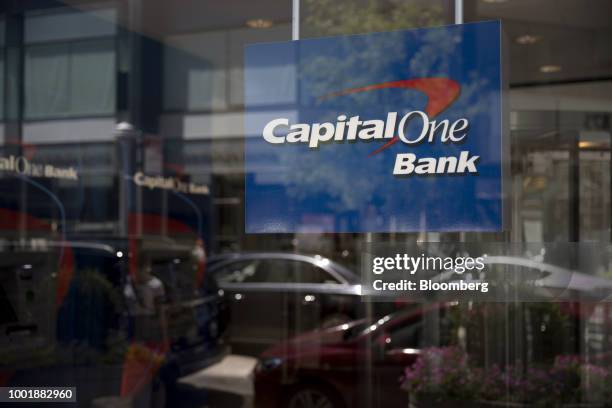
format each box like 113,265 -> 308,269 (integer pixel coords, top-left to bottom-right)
302,0 -> 445,37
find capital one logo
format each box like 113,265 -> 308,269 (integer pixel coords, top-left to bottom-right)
261,77 -> 480,176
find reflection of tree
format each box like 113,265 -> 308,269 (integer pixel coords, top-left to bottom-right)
59,268 -> 128,365
302,0 -> 445,37
301,0 -> 447,104
278,146 -> 387,212
283,4 -> 450,220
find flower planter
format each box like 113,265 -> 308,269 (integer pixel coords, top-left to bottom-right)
403,348 -> 612,408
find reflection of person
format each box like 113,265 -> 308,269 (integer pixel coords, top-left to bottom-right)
124,258 -> 165,316
193,238 -> 207,288
120,258 -> 169,402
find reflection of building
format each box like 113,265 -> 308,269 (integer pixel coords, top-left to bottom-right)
0,0 -> 610,337
0,1 -> 609,255
0,0 -> 610,406
0,1 -> 298,254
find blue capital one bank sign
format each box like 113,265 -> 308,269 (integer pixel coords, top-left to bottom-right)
245,21 -> 505,233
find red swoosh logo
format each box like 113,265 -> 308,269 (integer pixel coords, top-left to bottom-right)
320,77 -> 461,156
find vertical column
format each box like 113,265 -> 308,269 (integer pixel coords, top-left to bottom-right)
569,131 -> 580,243
4,11 -> 23,152
568,130 -> 581,356
4,11 -> 25,238
116,0 -> 164,238
116,123 -> 139,237
454,0 -> 463,24
292,0 -> 300,40
117,0 -> 162,134
126,0 -> 143,129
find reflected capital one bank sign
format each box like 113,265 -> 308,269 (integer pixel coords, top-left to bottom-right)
245,21 -> 506,233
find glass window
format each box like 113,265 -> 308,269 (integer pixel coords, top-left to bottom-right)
3,1 -> 612,406
25,8 -> 116,43
257,259 -> 340,284
163,32 -> 228,111
292,260 -> 340,284
214,260 -> 262,283
255,259 -> 294,283
23,8 -> 116,119
215,259 -> 293,284
24,39 -> 115,119
214,258 -> 340,284
463,0 -> 612,244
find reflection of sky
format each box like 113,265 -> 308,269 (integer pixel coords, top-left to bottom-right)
245,22 -> 503,233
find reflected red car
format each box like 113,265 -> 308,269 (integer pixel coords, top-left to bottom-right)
253,305 -> 436,408
254,299 -> 602,408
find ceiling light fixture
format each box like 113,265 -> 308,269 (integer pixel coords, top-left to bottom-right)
579,141 -> 605,149
516,34 -> 540,45
246,19 -> 273,29
482,0 -> 508,3
540,65 -> 562,73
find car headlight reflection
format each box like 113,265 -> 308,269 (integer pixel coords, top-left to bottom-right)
256,357 -> 283,373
